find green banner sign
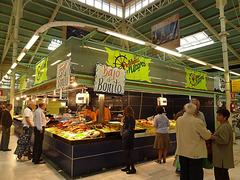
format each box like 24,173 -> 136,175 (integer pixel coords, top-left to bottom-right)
106,48 -> 151,82
185,68 -> 207,90
19,75 -> 27,90
35,57 -> 48,85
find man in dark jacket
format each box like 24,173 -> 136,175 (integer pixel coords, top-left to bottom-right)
0,104 -> 13,151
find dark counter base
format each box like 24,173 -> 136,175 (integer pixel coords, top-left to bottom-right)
43,133 -> 176,178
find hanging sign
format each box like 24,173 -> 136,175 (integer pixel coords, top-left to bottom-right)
214,77 -> 225,92
56,59 -> 71,89
19,75 -> 27,90
94,64 -> 125,95
185,69 -> 207,90
35,57 -> 48,85
151,14 -> 180,49
231,79 -> 240,92
106,48 -> 151,82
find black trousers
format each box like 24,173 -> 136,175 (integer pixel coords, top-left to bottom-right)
0,126 -> 10,150
179,156 -> 203,180
124,147 -> 135,169
32,127 -> 44,163
214,167 -> 230,180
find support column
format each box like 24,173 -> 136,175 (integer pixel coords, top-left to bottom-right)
98,94 -> 105,123
217,0 -> 231,114
10,0 -> 22,116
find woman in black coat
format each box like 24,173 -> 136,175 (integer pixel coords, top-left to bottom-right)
121,106 -> 136,174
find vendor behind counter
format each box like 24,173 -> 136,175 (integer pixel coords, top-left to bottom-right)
96,105 -> 111,123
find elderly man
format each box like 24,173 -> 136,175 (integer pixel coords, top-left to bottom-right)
191,98 -> 207,127
32,103 -> 47,164
0,104 -> 13,151
176,103 -> 212,180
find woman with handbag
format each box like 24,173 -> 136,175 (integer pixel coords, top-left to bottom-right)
121,106 -> 136,174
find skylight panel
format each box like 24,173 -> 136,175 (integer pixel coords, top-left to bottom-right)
136,1 -> 142,11
78,0 -> 85,3
125,6 -> 130,17
94,0 -> 102,9
176,31 -> 214,52
117,6 -> 123,17
86,0 -> 94,6
48,39 -> 62,51
142,0 -> 148,7
103,1 -> 109,12
130,4 -> 136,15
110,3 -> 117,15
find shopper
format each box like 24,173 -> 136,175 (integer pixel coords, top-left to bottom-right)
32,103 -> 47,164
176,103 -> 212,180
153,106 -> 169,164
15,100 -> 35,160
212,109 -> 234,180
0,104 -> 6,125
121,106 -> 136,174
0,104 -> 13,151
191,98 -> 207,126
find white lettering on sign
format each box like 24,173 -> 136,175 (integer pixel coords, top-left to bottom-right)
94,64 -> 125,95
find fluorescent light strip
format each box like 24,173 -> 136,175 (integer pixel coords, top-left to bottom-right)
82,46 -> 106,53
230,71 -> 240,76
11,62 -> 18,69
105,30 -> 146,45
7,69 -> 12,74
155,46 -> 182,57
17,52 -> 26,62
211,66 -> 225,72
187,58 -> 207,66
25,35 -> 39,50
50,60 -> 62,66
166,79 -> 178,83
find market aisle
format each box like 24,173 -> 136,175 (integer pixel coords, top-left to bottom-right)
0,135 -> 240,180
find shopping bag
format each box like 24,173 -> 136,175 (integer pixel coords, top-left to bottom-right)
173,155 -> 181,171
202,158 -> 213,169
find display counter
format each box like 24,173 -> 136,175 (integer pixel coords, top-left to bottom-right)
43,119 -> 176,178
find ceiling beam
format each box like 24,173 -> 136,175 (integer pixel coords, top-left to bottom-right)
29,0 -> 63,63
181,0 -> 240,60
1,8 -> 14,64
134,3 -> 238,42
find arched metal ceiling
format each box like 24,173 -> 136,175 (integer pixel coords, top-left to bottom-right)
1,0 -> 240,77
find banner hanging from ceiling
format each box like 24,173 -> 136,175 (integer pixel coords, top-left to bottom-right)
35,57 -> 48,85
151,14 -> 180,49
185,69 -> 207,90
56,59 -> 71,89
19,75 -> 27,91
94,64 -> 125,95
214,76 -> 225,92
105,48 -> 151,82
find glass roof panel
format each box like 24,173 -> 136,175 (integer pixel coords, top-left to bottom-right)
176,31 -> 214,52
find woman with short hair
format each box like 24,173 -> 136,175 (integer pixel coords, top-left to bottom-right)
212,109 -> 234,180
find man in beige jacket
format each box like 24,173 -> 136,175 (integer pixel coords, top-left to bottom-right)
212,109 -> 234,180
176,103 -> 212,180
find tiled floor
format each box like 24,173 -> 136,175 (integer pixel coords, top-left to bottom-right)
0,135 -> 240,180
